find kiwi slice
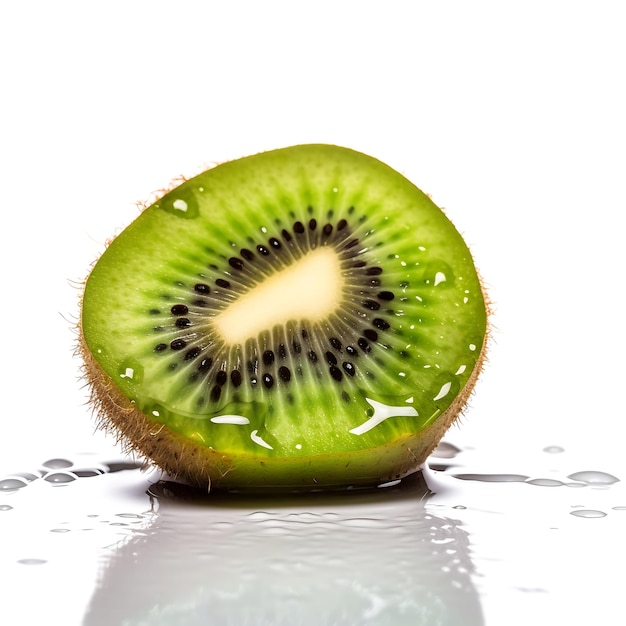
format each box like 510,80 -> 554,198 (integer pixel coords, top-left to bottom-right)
79,145 -> 488,492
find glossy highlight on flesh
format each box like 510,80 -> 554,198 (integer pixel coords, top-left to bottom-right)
79,144 -> 489,492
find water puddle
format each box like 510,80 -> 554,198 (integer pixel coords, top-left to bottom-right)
1,442 -> 624,625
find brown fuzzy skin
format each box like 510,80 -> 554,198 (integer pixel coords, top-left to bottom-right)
77,298 -> 489,493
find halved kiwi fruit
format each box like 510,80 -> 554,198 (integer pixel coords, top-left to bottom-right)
79,144 -> 488,492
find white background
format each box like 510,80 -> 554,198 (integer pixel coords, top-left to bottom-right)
1,2 -> 625,623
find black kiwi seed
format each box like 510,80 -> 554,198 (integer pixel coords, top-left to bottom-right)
175,318 -> 191,328
329,365 -> 343,381
363,300 -> 381,310
363,329 -> 378,342
198,357 -> 213,372
263,350 -> 275,366
345,345 -> 358,357
342,362 -> 356,376
357,338 -> 370,352
293,221 -> 305,234
216,278 -> 231,288
231,370 -> 242,387
278,366 -> 291,382
263,373 -> 274,388
194,283 -> 210,294
229,257 -> 244,270
330,337 -> 342,350
241,249 -> 254,261
154,343 -> 167,352
366,266 -> 382,275
171,304 -> 189,316
377,291 -> 395,301
373,318 -> 390,330
184,347 -> 201,361
216,371 -> 227,386
170,339 -> 187,350
269,237 -> 281,249
257,245 -> 270,256
325,351 -> 337,365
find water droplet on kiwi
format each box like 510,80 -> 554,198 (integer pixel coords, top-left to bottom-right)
570,509 -> 607,518
118,359 -> 144,384
567,471 -> 620,485
156,187 -> 199,219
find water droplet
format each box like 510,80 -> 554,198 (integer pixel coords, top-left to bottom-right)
377,479 -> 402,488
433,381 -> 452,401
50,528 -> 71,533
453,505 -> 467,510
116,513 -> 145,519
73,468 -> 106,478
18,558 -> 47,565
42,458 -> 73,469
157,187 -> 199,219
526,478 -> 564,487
43,471 -> 78,484
543,445 -> 565,454
118,359 -> 144,384
570,509 -> 607,518
567,471 -> 620,486
0,477 -> 28,491
453,473 -> 529,483
0,504 -> 14,511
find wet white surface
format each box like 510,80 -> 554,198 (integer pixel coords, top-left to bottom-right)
2,2 -> 626,625
2,443 -> 625,626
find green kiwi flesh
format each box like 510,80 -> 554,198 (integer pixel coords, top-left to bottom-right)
79,144 -> 488,492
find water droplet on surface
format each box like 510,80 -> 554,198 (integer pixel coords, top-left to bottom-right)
43,471 -> 78,484
42,458 -> 73,469
543,445 -> 565,454
526,478 -> 564,487
0,504 -> 14,511
453,473 -> 529,483
73,468 -> 106,478
612,506 -> 626,511
0,477 -> 28,491
17,558 -> 47,565
570,509 -> 607,518
567,471 -> 619,486
50,528 -> 71,533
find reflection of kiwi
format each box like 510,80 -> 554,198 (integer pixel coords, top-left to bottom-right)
79,145 -> 488,491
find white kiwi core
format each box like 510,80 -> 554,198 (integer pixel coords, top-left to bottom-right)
212,247 -> 344,344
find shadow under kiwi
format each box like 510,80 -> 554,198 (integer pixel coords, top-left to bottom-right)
82,469 -> 484,626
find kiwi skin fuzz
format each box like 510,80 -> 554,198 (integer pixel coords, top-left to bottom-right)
78,144 -> 489,493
